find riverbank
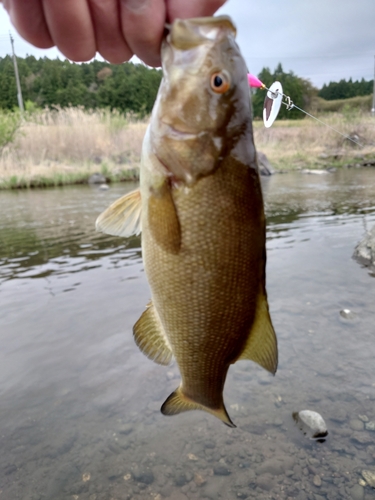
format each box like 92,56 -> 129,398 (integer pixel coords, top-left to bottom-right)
0,107 -> 374,189
0,108 -> 144,189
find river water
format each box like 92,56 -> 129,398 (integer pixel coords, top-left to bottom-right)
1,169 -> 375,500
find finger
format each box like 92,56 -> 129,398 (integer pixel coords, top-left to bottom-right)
167,0 -> 227,21
2,0 -> 53,48
88,0 -> 132,64
42,0 -> 96,61
120,0 -> 166,67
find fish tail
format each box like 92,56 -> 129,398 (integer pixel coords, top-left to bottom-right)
161,386 -> 236,428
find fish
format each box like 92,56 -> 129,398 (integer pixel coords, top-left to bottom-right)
96,15 -> 278,427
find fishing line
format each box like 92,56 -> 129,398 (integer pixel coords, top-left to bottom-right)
254,75 -> 369,147
264,85 -> 365,147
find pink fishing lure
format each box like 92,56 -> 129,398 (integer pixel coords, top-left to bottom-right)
247,74 -> 264,88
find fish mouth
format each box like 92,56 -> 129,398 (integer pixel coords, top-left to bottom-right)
160,121 -> 199,140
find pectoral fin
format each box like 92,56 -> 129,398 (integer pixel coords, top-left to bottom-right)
161,386 -> 236,428
133,302 -> 173,366
95,188 -> 142,237
237,289 -> 278,374
148,181 -> 181,254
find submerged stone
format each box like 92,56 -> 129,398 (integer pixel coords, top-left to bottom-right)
330,408 -> 347,423
293,410 -> 328,440
350,484 -> 364,500
340,309 -> 356,319
358,414 -> 369,423
349,419 -> 364,431
362,470 -> 375,488
174,470 -> 190,486
118,423 -> 134,435
365,421 -> 375,431
88,173 -> 106,184
313,474 -> 322,487
213,465 -> 231,476
351,432 -> 372,445
131,466 -> 154,485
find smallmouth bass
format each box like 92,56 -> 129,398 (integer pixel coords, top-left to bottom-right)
96,16 -> 277,427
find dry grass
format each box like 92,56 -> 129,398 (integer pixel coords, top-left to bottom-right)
0,107 -> 147,188
0,107 -> 374,188
254,110 -> 375,169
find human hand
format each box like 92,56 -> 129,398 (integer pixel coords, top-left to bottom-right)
2,0 -> 227,66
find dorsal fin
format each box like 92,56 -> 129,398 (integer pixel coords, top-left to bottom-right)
95,188 -> 142,237
133,302 -> 173,366
237,288 -> 278,374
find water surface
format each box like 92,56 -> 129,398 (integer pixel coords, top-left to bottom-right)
1,169 -> 375,500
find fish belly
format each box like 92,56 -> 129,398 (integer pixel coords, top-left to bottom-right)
142,158 -> 265,409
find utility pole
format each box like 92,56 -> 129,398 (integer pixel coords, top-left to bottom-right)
9,32 -> 24,114
372,55 -> 375,117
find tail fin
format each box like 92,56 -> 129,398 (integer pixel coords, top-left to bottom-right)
161,386 -> 236,428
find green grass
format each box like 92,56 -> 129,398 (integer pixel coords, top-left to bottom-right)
0,166 -> 139,190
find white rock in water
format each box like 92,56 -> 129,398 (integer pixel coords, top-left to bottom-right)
362,470 -> 375,488
293,410 -> 328,440
301,169 -> 330,175
340,309 -> 356,319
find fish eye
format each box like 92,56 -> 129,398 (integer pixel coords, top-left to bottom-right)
210,71 -> 230,94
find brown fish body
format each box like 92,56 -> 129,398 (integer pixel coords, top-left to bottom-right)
142,156 -> 265,413
96,16 -> 277,426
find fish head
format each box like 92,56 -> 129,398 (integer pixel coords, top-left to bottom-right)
149,16 -> 253,185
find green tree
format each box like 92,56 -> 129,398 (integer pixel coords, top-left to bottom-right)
318,78 -> 374,100
0,55 -> 163,114
252,63 -> 317,120
0,110 -> 21,150
0,56 -> 18,110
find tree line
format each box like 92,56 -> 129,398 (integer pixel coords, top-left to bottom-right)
0,55 -> 162,114
318,78 -> 374,101
0,55 -> 373,117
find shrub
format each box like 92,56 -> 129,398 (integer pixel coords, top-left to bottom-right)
0,110 -> 21,151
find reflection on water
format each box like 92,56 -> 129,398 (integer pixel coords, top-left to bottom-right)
1,170 -> 375,500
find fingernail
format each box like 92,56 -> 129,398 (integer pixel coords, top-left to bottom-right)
121,0 -> 150,12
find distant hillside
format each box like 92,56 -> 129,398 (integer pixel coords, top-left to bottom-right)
318,78 -> 373,100
0,55 -> 162,114
314,94 -> 373,113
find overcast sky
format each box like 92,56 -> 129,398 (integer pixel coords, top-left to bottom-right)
0,0 -> 374,89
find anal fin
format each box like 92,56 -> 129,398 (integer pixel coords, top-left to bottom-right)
161,386 -> 236,428
133,302 -> 173,366
237,288 -> 278,374
96,188 -> 142,237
